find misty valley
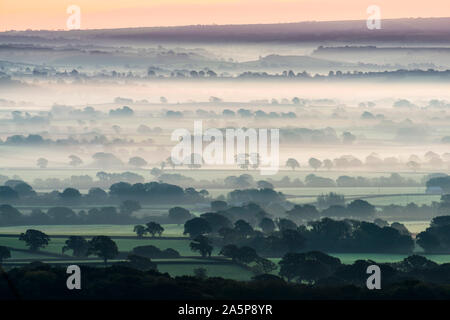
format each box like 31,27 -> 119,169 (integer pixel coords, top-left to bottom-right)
1,18 -> 450,301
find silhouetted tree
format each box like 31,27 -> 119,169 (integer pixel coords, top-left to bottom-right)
62,236 -> 89,257
184,218 -> 211,238
146,222 -> 164,237
286,158 -> 300,171
19,229 -> 50,252
190,235 -> 213,258
88,236 -> 118,266
37,158 -> 48,169
168,207 -> 191,224
309,158 -> 322,171
68,155 -> 83,167
259,218 -> 275,234
133,225 -> 147,238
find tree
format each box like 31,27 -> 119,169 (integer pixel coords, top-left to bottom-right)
252,257 -> 277,275
277,218 -> 297,232
168,207 -> 191,224
200,212 -> 232,233
219,244 -> 240,261
211,200 -> 227,212
308,158 -> 322,171
128,156 -> 148,168
280,229 -> 305,253
286,205 -> 319,222
0,246 -> 11,264
60,188 -> 81,203
286,158 -> 300,171
133,225 -> 147,238
407,161 -> 420,172
259,218 -> 275,234
0,204 -> 21,225
235,246 -> 258,264
184,218 -> 211,238
68,155 -> 83,167
62,236 -> 89,257
347,199 -> 375,218
279,251 -> 341,283
193,267 -> 208,279
19,229 -> 50,251
125,254 -> 157,271
88,236 -> 118,266
190,235 -> 213,258
234,220 -> 254,238
257,180 -> 273,189
150,167 -> 162,177
37,158 -> 48,169
323,159 -> 333,170
166,157 -> 177,169
120,200 -> 141,215
146,222 -> 164,237
13,182 -> 36,197
317,192 -> 345,209
342,132 -> 356,144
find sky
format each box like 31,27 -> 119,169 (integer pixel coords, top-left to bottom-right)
0,0 -> 449,31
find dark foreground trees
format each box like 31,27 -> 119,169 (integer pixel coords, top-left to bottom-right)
279,251 -> 341,283
2,255 -> 450,300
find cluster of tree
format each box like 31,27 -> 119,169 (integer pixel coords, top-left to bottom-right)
162,108 -> 297,119
181,200 -> 412,256
153,172 -> 422,190
227,188 -> 286,205
285,154 -> 444,174
427,175 -> 450,193
380,202 -> 439,220
109,106 -> 134,117
1,134 -> 133,148
417,215 -> 450,253
132,245 -> 180,259
0,180 -> 208,207
109,181 -> 208,204
237,68 -> 450,80
277,252 -> 444,286
33,172 -> 145,190
16,230 -> 119,266
133,222 -> 165,237
280,128 -> 340,144
0,201 -> 142,226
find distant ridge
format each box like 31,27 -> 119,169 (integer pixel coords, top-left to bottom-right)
2,17 -> 450,43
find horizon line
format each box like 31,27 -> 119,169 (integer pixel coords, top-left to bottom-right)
2,16 -> 450,33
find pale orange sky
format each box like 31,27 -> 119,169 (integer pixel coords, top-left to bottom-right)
0,0 -> 449,31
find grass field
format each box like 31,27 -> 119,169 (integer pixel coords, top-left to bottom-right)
0,224 -> 187,237
157,263 -> 253,281
269,253 -> 450,266
0,235 -> 222,257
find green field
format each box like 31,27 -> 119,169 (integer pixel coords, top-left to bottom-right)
0,237 -> 195,255
0,224 -> 187,237
158,264 -> 253,281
